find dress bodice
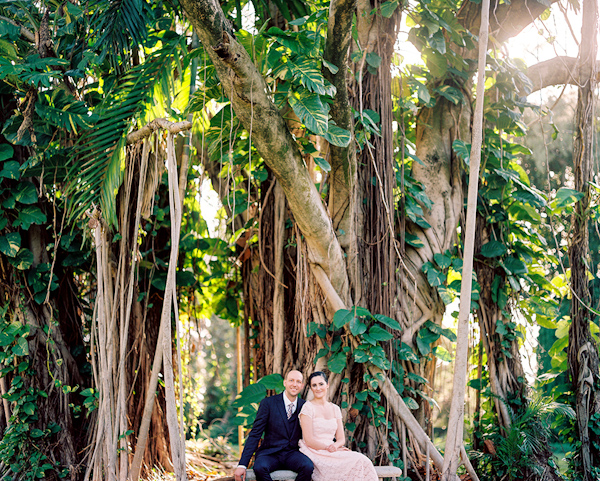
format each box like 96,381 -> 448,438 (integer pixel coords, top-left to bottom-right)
311,416 -> 337,444
299,401 -> 341,444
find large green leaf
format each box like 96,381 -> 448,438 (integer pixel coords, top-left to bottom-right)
407,372 -> 428,385
0,39 -> 17,60
0,18 -> 20,41
423,47 -> 447,78
433,345 -> 452,362
425,321 -> 457,342
502,256 -> 527,275
0,144 -> 14,162
434,85 -> 463,104
416,327 -> 440,355
314,157 -> 331,172
258,373 -> 284,391
12,206 -> 47,230
433,252 -> 452,268
511,188 -> 546,209
428,30 -> 446,54
0,232 -> 21,257
452,139 -> 470,161
268,27 -> 304,53
403,397 -> 419,410
480,240 -> 507,258
333,308 -> 353,328
371,355 -> 391,370
15,182 -> 38,204
555,187 -> 584,208
11,337 -> 28,356
9,248 -> 33,270
507,198 -> 541,223
416,82 -> 431,104
327,351 -> 347,373
397,342 -> 420,363
324,124 -> 352,148
288,57 -> 330,95
374,314 -> 401,331
380,0 -> 399,17
368,325 -> 394,342
0,161 -> 20,180
496,168 -> 546,208
404,233 -> 425,248
354,347 -> 370,363
36,90 -> 97,134
288,89 -> 328,136
349,315 -> 367,336
232,383 -> 267,408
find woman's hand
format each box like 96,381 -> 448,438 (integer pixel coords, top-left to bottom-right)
326,442 -> 349,452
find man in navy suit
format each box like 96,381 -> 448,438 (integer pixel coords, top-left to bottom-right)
234,370 -> 314,481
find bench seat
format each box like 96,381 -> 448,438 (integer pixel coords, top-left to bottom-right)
244,466 -> 403,480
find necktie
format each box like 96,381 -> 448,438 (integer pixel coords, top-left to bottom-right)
287,403 -> 294,419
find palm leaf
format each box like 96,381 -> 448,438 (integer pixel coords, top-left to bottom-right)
66,33 -> 187,227
87,0 -> 154,71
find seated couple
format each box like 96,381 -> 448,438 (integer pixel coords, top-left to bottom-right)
234,370 -> 378,481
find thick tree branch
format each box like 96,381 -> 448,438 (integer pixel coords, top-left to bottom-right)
458,0 -> 558,45
524,56 -> 600,93
0,15 -> 35,42
180,0 -> 351,304
126,119 -> 192,144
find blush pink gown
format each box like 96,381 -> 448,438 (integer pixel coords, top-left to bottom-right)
298,401 -> 378,481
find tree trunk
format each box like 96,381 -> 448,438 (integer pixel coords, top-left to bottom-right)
179,0 -> 576,477
568,0 -> 600,478
474,215 -> 525,430
0,203 -> 89,481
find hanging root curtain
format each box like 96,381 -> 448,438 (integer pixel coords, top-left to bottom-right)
86,119 -> 190,481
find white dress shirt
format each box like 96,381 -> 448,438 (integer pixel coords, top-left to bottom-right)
283,393 -> 297,417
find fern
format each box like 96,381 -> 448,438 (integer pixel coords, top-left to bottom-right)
66,32 -> 187,227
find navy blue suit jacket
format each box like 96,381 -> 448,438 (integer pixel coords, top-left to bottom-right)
239,393 -> 305,467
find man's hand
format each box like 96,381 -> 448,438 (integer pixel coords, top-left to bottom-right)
234,466 -> 246,481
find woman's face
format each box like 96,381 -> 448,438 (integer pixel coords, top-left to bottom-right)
310,375 -> 328,399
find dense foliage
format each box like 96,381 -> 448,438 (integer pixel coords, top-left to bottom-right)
0,0 -> 598,480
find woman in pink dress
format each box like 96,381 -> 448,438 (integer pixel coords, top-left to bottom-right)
298,371 -> 378,481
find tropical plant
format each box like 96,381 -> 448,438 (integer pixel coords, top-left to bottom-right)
473,395 -> 575,480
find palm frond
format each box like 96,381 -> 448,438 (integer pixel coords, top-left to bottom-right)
66,33 -> 187,227
86,0 -> 155,72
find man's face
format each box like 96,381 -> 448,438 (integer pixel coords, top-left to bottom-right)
283,370 -> 304,399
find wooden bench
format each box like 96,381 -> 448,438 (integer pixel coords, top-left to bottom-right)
244,466 -> 403,480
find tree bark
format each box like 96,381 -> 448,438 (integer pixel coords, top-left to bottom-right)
568,0 -> 600,478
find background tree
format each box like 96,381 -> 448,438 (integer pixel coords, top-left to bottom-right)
0,0 -> 598,479
178,0 -> 581,476
567,0 -> 600,478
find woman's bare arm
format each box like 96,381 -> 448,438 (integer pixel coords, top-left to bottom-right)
300,413 -> 331,450
333,418 -> 346,449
